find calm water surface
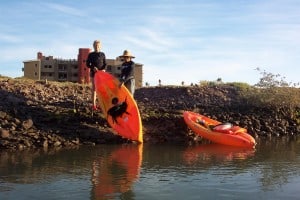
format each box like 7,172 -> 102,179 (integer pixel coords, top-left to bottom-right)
1,137 -> 300,200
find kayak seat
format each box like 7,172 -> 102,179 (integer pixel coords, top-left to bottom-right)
213,123 -> 233,132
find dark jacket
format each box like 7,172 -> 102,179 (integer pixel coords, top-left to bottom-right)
86,52 -> 106,77
120,61 -> 135,83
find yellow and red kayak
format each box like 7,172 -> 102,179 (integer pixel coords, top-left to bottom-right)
183,111 -> 256,148
94,71 -> 143,143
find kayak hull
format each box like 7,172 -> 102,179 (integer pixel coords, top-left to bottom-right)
183,111 -> 256,148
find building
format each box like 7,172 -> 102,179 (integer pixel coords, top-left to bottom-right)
23,49 -> 143,88
77,48 -> 90,84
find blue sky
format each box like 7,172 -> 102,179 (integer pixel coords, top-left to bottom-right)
0,0 -> 299,86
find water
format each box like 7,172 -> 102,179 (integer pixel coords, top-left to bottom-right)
1,137 -> 300,200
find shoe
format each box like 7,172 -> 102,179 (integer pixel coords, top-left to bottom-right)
92,105 -> 98,111
92,105 -> 102,112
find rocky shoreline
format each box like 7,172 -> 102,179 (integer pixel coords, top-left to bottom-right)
1,77 -> 299,151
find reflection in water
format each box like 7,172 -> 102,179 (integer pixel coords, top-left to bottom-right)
0,147 -> 85,184
253,138 -> 300,192
91,144 -> 143,200
0,138 -> 300,200
0,145 -> 143,199
183,144 -> 256,165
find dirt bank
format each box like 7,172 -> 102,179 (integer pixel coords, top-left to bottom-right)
1,77 -> 299,150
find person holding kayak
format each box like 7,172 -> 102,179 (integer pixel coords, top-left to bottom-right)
86,40 -> 107,110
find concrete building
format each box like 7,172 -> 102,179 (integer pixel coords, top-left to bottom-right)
23,49 -> 143,88
23,59 -> 41,80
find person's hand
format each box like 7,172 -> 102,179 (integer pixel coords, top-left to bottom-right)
119,81 -> 124,88
93,67 -> 98,72
118,78 -> 125,88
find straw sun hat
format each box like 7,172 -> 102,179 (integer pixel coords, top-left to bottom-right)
119,50 -> 135,58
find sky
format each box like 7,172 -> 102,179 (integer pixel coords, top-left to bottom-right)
0,0 -> 299,86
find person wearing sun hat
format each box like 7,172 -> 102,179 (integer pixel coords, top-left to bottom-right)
119,50 -> 136,97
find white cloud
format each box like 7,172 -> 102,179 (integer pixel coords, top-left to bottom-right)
43,2 -> 86,17
0,33 -> 22,43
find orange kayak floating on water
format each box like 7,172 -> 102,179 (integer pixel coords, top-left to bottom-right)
183,111 -> 256,148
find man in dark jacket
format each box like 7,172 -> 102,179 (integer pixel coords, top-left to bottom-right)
86,40 -> 106,110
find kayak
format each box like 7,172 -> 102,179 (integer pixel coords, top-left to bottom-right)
183,111 -> 256,148
94,71 -> 143,143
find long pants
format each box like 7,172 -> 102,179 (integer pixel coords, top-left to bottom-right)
125,79 -> 135,97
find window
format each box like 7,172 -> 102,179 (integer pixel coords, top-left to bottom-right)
58,73 -> 67,79
58,64 -> 66,71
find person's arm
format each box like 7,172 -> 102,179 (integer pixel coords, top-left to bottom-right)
102,53 -> 107,70
86,54 -> 92,68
